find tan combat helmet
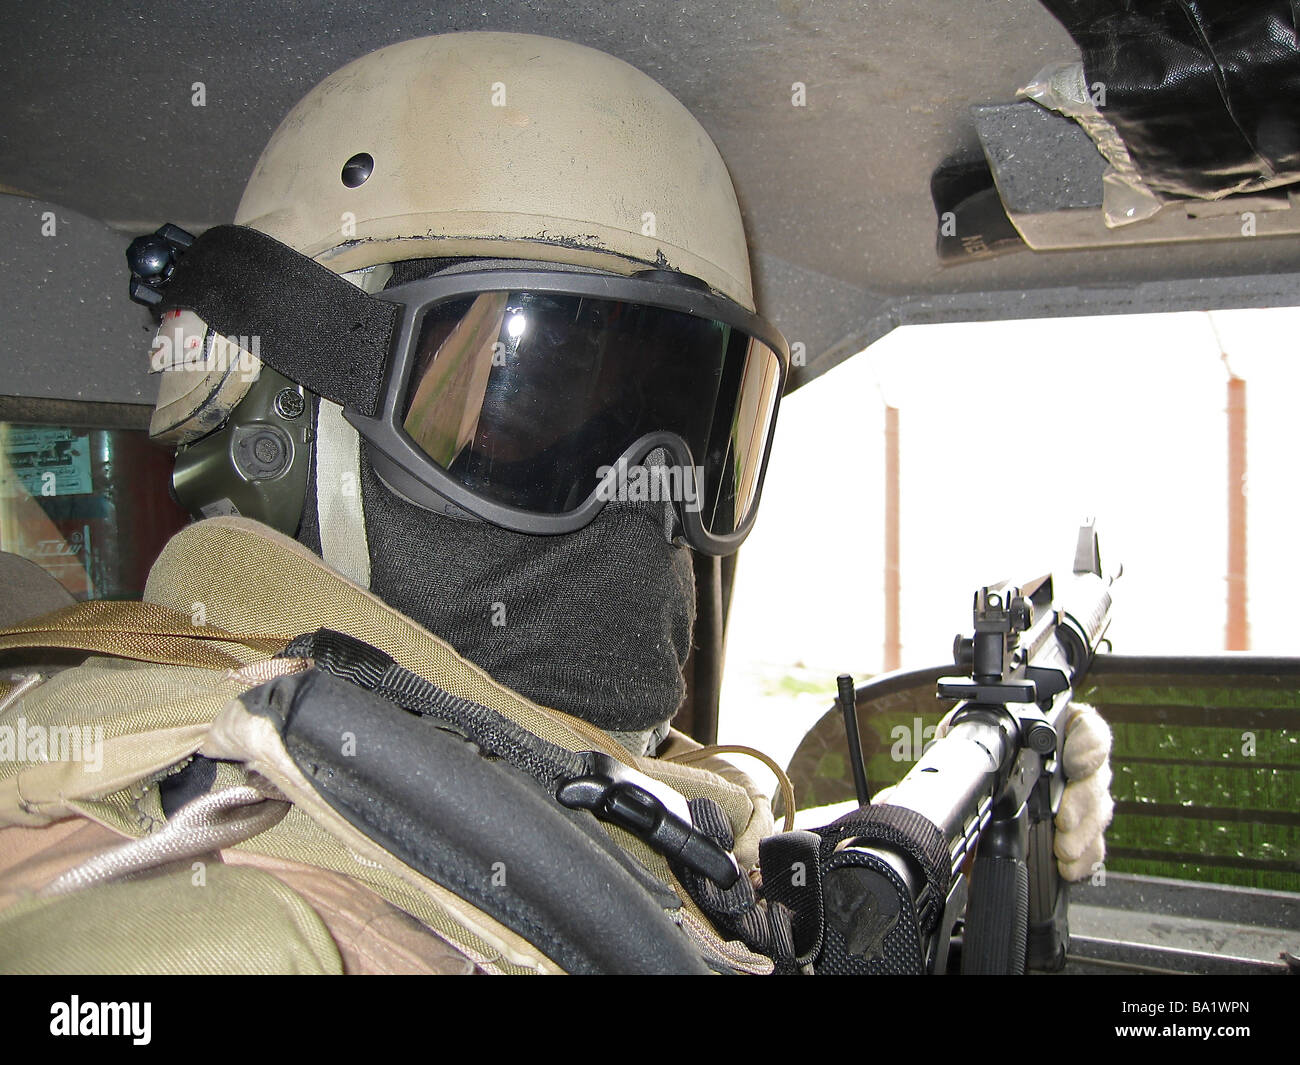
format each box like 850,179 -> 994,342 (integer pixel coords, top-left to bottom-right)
152,31 -> 757,445
237,32 -> 755,309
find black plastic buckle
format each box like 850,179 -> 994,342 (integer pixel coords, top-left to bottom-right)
559,752 -> 739,889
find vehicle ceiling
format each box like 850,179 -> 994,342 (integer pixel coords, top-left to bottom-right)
3,0 -> 1298,395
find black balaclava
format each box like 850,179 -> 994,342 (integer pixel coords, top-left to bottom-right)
355,446 -> 696,743
296,257 -> 699,749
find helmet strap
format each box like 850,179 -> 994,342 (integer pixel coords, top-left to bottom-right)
309,263 -> 393,588
314,398 -> 372,588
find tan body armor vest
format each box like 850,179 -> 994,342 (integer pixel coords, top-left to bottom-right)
0,517 -> 780,974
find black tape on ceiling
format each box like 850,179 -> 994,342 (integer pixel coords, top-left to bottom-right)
1040,0 -> 1300,199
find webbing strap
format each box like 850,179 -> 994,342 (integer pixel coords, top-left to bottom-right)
283,628 -> 588,788
0,600 -> 292,670
314,399 -> 373,587
817,804 -> 952,933
678,797 -> 795,965
758,829 -> 825,968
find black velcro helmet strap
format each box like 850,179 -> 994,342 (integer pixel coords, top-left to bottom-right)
817,804 -> 952,933
159,224 -> 399,417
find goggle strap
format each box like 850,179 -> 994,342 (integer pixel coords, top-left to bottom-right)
159,224 -> 398,417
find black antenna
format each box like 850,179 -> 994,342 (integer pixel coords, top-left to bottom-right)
837,673 -> 871,806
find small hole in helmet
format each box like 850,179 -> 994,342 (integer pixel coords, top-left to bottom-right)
341,153 -> 375,188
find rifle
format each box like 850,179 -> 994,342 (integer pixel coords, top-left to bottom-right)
810,521 -> 1115,974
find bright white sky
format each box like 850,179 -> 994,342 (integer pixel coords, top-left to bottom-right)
719,307 -> 1300,761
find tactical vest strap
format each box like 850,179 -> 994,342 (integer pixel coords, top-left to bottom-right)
0,599 -> 288,670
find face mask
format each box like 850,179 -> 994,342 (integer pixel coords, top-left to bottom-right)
350,445 -> 697,737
